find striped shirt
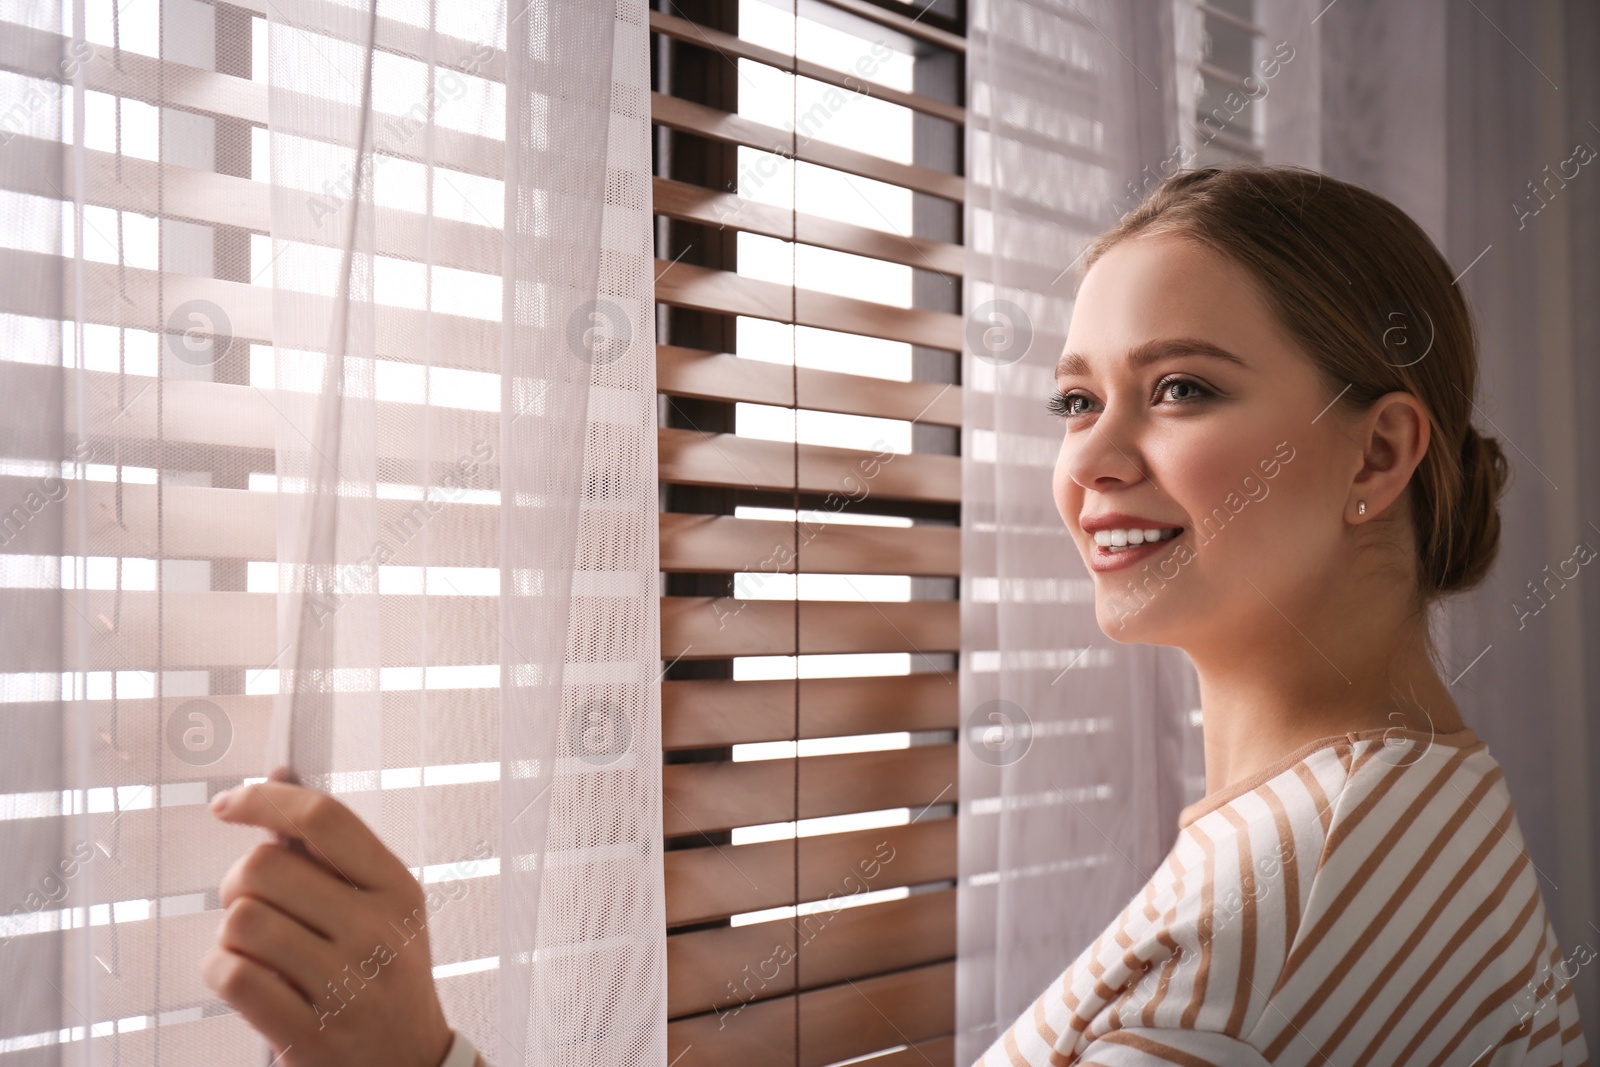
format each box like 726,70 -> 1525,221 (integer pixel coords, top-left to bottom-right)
977,726 -> 1591,1066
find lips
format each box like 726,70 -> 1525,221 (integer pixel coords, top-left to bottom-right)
1079,513 -> 1186,573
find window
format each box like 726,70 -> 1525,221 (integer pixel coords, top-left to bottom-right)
649,0 -> 966,1061
1180,0 -> 1272,165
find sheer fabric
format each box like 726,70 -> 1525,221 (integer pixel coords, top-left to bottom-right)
0,1 -> 666,1064
959,3 -> 1204,1062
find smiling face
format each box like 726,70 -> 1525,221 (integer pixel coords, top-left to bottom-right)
1052,232 -> 1365,649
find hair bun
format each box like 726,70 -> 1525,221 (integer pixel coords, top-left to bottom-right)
1438,427 -> 1510,593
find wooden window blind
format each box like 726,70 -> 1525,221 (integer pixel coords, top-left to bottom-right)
650,1 -> 966,1063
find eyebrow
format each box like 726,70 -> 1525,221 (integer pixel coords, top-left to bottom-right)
1054,338 -> 1250,379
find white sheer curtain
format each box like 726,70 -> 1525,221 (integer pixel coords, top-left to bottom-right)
959,0 -> 1599,1056
958,3 -> 1202,1061
0,0 -> 666,1063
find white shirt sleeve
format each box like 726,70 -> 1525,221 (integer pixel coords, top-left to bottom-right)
438,1029 -> 490,1067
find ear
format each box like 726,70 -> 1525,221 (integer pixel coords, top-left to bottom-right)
1349,391 -> 1430,524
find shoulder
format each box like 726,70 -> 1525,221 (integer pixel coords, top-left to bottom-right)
1210,727 -> 1580,1063
979,728 -> 1590,1066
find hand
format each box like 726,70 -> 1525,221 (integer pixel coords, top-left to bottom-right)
200,777 -> 455,1067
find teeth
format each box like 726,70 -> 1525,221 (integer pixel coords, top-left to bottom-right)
1093,527 -> 1181,551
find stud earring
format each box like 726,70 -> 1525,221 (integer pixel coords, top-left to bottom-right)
1358,500 -> 1366,516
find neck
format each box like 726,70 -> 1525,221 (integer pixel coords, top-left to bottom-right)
1186,595 -> 1465,799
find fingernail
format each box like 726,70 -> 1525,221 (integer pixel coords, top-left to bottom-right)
210,788 -> 232,813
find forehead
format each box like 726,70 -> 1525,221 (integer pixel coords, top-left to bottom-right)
1063,233 -> 1287,369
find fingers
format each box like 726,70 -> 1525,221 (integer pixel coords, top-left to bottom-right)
216,895 -> 341,1006
211,781 -> 409,890
220,840 -> 360,941
201,944 -> 319,1053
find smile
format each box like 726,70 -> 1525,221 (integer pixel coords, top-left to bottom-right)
1088,528 -> 1185,572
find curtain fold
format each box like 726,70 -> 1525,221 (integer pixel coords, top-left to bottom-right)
0,0 -> 666,1062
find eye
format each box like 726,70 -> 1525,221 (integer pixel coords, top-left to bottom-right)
1046,389 -> 1095,419
1155,375 -> 1212,404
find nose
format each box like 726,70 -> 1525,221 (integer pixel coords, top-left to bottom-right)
1060,409 -> 1145,495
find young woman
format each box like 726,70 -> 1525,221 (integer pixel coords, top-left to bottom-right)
199,165 -> 1590,1066
975,165 -> 1589,1065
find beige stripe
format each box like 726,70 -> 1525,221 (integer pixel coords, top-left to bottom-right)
1182,822 -> 1216,1029
1002,1023 -> 1030,1067
1258,783 -> 1302,954
1291,761 -> 1333,836
1275,753 -> 1460,996
1526,1011 -> 1560,1049
1336,742 -> 1352,777
1141,855 -> 1191,1026
1142,876 -> 1162,923
1086,921 -> 1133,1011
1065,929 -> 1114,1029
1347,736 -> 1386,778
1096,1029 -> 1223,1067
1277,763 -> 1504,1055
1517,946 -> 1568,1054
1385,889 -> 1541,1065
1422,905 -> 1553,1067
1523,942 -> 1566,1016
1315,749 -> 1405,869
1031,993 -> 1059,1050
1558,1016 -> 1584,1046
1061,932 -> 1105,1020
1142,932 -> 1185,1028
1343,802 -> 1524,1067
1219,804 -> 1258,1035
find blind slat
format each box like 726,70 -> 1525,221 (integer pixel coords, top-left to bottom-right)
665,817 -> 955,926
0,781 -> 495,907
649,92 -> 963,202
659,511 -> 959,578
0,477 -> 948,577
665,887 -> 954,1016
0,672 -> 960,793
647,10 -> 964,124
652,175 -> 963,274
0,689 -> 499,789
662,673 -> 958,750
32,590 -> 585,669
0,251 -> 501,372
656,343 -> 962,425
665,961 -> 956,1067
659,597 -> 959,660
661,744 -> 957,836
654,257 -> 963,349
657,426 -> 960,503
0,26 -> 504,176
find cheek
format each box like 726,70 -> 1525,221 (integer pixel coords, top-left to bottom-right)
1147,433 -> 1260,525
1052,441 -> 1081,523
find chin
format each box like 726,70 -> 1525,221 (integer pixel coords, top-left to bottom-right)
1093,582 -> 1196,647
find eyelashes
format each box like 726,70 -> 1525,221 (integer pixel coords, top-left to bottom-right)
1046,375 -> 1214,420
1045,389 -> 1088,419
